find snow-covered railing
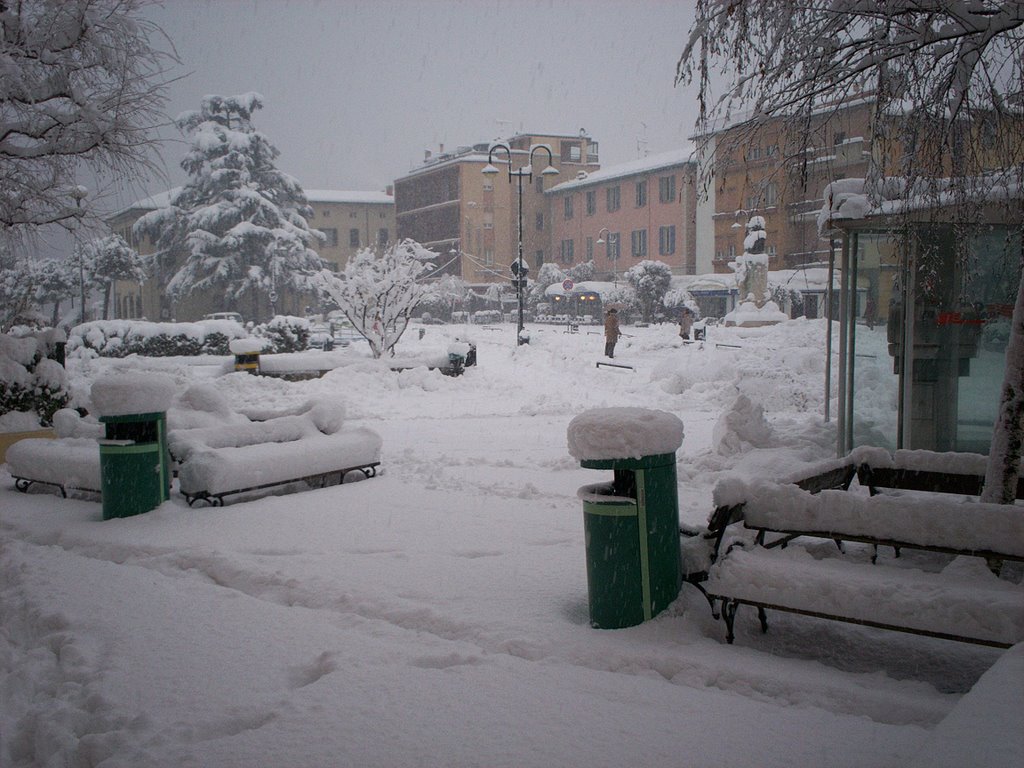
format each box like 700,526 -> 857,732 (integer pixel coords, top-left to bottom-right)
698,449 -> 1024,648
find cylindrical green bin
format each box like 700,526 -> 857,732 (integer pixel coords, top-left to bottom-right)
98,411 -> 170,520
579,452 -> 682,629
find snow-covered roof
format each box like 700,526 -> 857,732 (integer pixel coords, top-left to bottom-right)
305,190 -> 394,205
818,175 -> 1023,234
547,148 -> 696,193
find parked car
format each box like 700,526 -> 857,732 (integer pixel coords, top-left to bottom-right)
202,312 -> 244,324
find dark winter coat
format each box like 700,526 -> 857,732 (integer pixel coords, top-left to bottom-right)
604,312 -> 620,341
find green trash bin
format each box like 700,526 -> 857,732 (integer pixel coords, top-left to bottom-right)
98,411 -> 171,520
568,408 -> 684,629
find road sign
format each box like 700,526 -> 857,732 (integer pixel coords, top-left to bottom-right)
268,290 -> 278,303
562,279 -> 574,291
511,259 -> 529,276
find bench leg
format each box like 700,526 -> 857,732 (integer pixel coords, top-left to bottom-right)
722,600 -> 739,644
757,606 -> 768,634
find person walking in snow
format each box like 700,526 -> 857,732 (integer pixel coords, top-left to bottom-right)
678,308 -> 693,341
604,308 -> 621,358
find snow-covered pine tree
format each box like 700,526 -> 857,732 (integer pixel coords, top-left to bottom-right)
316,240 -> 435,359
136,93 -> 324,321
83,234 -> 146,320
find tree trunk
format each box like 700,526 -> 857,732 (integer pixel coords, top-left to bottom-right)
103,282 -> 111,320
981,246 -> 1024,504
51,300 -> 60,327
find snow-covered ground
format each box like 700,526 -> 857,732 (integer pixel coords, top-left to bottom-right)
2,319 -> 1021,767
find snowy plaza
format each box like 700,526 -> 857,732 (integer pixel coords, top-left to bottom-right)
2,319 -> 1021,767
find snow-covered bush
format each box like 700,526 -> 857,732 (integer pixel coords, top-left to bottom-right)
256,316 -> 311,353
67,320 -> 245,358
0,332 -> 71,428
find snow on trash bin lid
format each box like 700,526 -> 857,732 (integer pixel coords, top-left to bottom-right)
229,337 -> 265,355
91,373 -> 177,418
567,407 -> 684,461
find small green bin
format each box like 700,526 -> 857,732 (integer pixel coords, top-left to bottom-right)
98,411 -> 171,520
578,452 -> 682,629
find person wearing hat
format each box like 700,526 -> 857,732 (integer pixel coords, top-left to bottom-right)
604,307 -> 621,358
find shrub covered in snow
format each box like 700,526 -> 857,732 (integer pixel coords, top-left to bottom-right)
255,315 -> 311,353
0,331 -> 71,428
67,320 -> 246,358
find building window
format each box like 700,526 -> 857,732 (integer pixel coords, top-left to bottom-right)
536,249 -> 544,266
483,180 -> 494,191
561,141 -> 581,162
635,180 -> 647,208
564,196 -> 573,220
378,228 -> 389,246
606,185 -> 620,213
728,244 -> 736,258
658,225 -> 676,256
631,229 -> 648,258
586,142 -> 599,163
747,146 -> 761,161
350,211 -> 358,218
659,175 -> 676,203
535,212 -> 544,231
349,228 -> 360,247
766,144 -> 778,157
586,236 -> 593,260
833,131 -> 846,146
764,181 -> 778,207
560,238 -> 574,264
607,232 -> 621,260
586,190 -> 596,216
322,227 -> 338,247
484,248 -> 494,265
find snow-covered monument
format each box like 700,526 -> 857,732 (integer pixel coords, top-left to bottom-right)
723,216 -> 787,327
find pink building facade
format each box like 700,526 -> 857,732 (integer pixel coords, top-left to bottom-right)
545,148 -> 698,280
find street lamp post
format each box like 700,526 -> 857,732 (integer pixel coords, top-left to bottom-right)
596,227 -> 618,285
483,142 -> 559,345
69,186 -> 89,323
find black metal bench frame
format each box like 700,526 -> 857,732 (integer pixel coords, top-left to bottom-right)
695,457 -> 1023,649
182,461 -> 380,507
13,476 -> 101,499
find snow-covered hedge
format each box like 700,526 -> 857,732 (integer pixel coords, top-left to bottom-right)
0,331 -> 71,428
255,315 -> 310,353
67,320 -> 247,358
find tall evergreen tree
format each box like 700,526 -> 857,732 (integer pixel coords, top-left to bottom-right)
137,93 -> 324,320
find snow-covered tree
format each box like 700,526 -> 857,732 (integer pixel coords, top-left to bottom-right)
625,260 -> 673,322
567,260 -> 596,283
316,240 -> 435,359
32,258 -> 78,326
136,93 -> 324,321
83,234 -> 146,320
0,261 -> 34,330
677,0 -> 1024,501
0,0 -> 173,240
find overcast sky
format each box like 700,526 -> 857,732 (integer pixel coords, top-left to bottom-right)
122,0 -> 700,205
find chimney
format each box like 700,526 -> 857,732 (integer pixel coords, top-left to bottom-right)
385,185 -> 394,196
439,143 -> 444,154
425,149 -> 432,161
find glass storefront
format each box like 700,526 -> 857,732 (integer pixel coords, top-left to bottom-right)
836,223 -> 1019,456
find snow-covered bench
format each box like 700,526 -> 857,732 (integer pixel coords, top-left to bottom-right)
699,450 -> 1024,648
170,401 -> 382,507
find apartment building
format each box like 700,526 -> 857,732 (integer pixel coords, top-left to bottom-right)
303,190 -> 395,272
393,131 -> 600,285
105,188 -> 394,322
545,148 -> 698,281
698,98 -> 876,273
